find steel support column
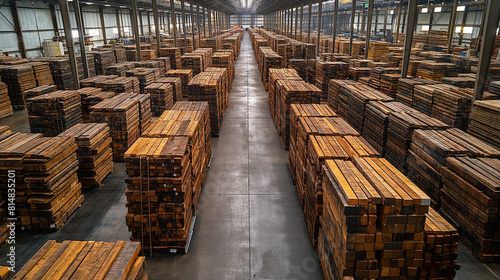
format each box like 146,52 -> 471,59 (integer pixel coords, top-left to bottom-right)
383,10 -> 388,39
99,6 -> 107,44
332,0 -> 338,52
190,4 -> 196,49
49,4 -> 59,36
307,2 -> 312,43
361,5 -> 365,36
181,0 -> 187,50
295,7 -> 299,39
300,6 -> 303,39
131,0 -> 142,60
401,0 -> 418,78
447,0 -> 459,53
349,0 -> 356,57
170,0 -> 177,47
153,0 -> 161,56
473,0 -> 500,103
364,0 -> 373,59
139,10 -> 144,36
208,9 -> 212,37
59,0 -> 79,88
395,0 -> 402,44
317,0 -> 323,56
73,0 -> 89,78
197,6 -> 202,42
116,9 -> 122,38
203,7 -> 206,38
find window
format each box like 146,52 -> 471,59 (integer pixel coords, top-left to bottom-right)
113,28 -> 119,34
455,26 -> 462,33
72,30 -> 79,38
389,10 -> 394,15
434,7 -> 442,13
457,6 -> 465,11
421,25 -> 430,32
421,8 -> 428,13
123,27 -> 130,33
463,27 -> 473,34
88,29 -> 100,37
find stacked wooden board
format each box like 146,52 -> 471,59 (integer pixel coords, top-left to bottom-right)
327,79 -> 358,113
212,51 -> 235,84
440,156 -> 500,262
24,136 -> 84,229
268,68 -> 303,120
407,128 -> 500,208
362,101 -> 419,157
167,69 -> 194,98
396,78 -> 438,107
276,80 -> 322,149
315,61 -> 349,102
160,47 -> 182,69
380,74 -> 401,98
0,81 -> 13,118
187,70 -> 227,136
93,51 -> 116,75
288,59 -> 308,81
0,126 -> 11,134
125,137 -> 194,251
90,93 -> 141,161
467,100 -> 500,150
145,82 -> 174,116
13,240 -> 147,279
23,85 -> 57,104
26,90 -> 82,136
0,132 -> 43,229
181,53 -> 207,74
125,68 -> 158,94
307,59 -> 317,84
58,123 -> 114,188
31,62 -> 55,87
153,77 -> 183,103
367,41 -> 390,61
0,64 -> 36,109
369,68 -> 399,90
155,57 -> 172,73
348,67 -> 372,81
258,47 -> 283,90
78,87 -> 116,123
141,50 -> 157,61
386,111 -> 449,173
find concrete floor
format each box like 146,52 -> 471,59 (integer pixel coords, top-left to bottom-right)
0,31 -> 498,280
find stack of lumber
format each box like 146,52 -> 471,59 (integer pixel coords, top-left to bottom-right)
153,77 -> 183,103
205,67 -> 230,110
288,59 -> 308,81
113,76 -> 140,93
307,59 -> 317,84
59,123 -> 114,188
167,69 -> 194,97
421,208 -> 461,279
78,87 -> 104,122
0,126 -> 10,134
386,111 -> 449,173
125,49 -> 137,61
26,90 -> 82,136
350,59 -> 372,67
23,85 -> 57,104
259,47 -> 284,90
93,51 -> 116,75
412,84 -> 442,116
441,76 -> 475,88
276,80 -> 322,149
0,132 -> 43,229
268,68 -> 303,120
193,48 -> 213,67
315,61 -> 349,102
31,62 -> 54,86
369,67 -> 399,90
488,81 -> 500,96
14,240 -> 147,279
125,137 -> 194,251
105,62 -> 136,77
0,81 -> 13,118
187,70 -> 226,136
160,47 -> 182,69
396,78 -> 437,107
380,74 -> 401,98
431,85 -> 474,130
277,44 -> 292,67
342,83 -> 394,133
0,64 -> 36,109
24,136 -> 84,229
202,37 -> 222,51
154,57 -> 172,73
142,102 -> 210,211
348,67 -> 371,81
90,93 -> 141,161
318,158 -> 381,280
407,128 -> 500,208
144,82 -> 174,116
290,116 -> 360,209
127,93 -> 152,133
181,53 -> 206,74
305,137 -> 379,247
125,68 -> 157,94
362,101 -> 419,156
417,62 -> 458,81
327,79 -> 358,113
112,47 -> 127,63
354,157 -> 430,279
212,52 -> 235,83
141,50 -> 157,61
468,100 -> 500,150
367,41 -> 390,61
440,156 -> 500,262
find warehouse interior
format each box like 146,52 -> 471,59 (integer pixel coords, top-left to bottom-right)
0,0 -> 498,279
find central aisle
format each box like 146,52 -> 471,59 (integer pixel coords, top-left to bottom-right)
146,32 -> 324,279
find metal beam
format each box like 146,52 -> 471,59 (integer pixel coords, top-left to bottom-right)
458,6 -> 468,45
73,0 -> 89,78
49,4 -> 59,35
361,4 -> 365,36
299,6 -> 303,37
167,10 -> 171,34
364,0 -> 373,59
295,7 -> 299,39
171,0 -> 177,46
307,2 -> 312,43
332,0 -> 338,52
197,5 -> 202,43
349,0 -> 356,57
99,6 -> 107,44
383,10 -> 387,39
181,0 -> 188,50
131,0 -> 142,61
116,8 -> 122,38
208,9 -> 212,37
10,0 -> 26,58
401,0 -> 418,78
191,4 -> 196,50
59,0 -> 79,89
203,7 -> 206,38
153,0 -> 161,56
473,0 -> 500,103
317,0 -> 322,56
447,0 -> 459,53
139,10 -> 144,36
395,0 -> 402,44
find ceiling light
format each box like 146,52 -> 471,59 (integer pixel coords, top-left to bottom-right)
104,4 -> 110,6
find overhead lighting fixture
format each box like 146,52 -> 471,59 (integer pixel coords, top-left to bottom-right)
457,5 -> 465,11
434,7 -> 441,13
421,7 -> 428,13
105,4 -> 110,6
